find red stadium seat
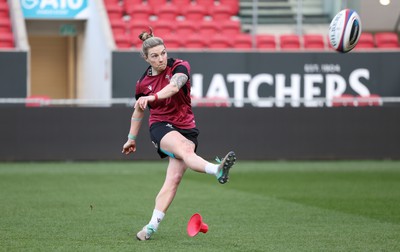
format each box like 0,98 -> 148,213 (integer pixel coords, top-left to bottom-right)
156,3 -> 179,21
105,2 -> 123,20
163,34 -> 183,49
303,34 -> 325,50
172,0 -> 192,5
195,0 -> 215,8
152,22 -> 174,37
114,33 -> 132,48
0,32 -> 13,48
208,34 -> 233,49
219,0 -> 239,14
199,20 -> 221,36
0,17 -> 11,33
185,34 -> 208,49
128,19 -> 152,37
131,33 -> 143,48
147,0 -> 168,8
192,96 -> 230,107
375,32 -> 399,48
0,2 -> 9,18
220,20 -> 241,35
126,4 -> 153,21
26,95 -> 51,107
123,0 -> 144,10
232,34 -> 252,49
355,32 -> 375,49
110,18 -> 127,36
279,34 -> 301,50
332,94 -> 355,107
256,35 -> 276,50
176,20 -> 198,35
356,95 -> 382,107
183,4 -> 207,21
210,4 -> 232,21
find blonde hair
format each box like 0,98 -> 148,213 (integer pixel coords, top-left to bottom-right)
138,28 -> 165,58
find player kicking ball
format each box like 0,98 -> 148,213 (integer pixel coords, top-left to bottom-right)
122,28 -> 237,241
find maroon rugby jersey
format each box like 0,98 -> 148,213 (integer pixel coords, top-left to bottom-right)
135,58 -> 196,129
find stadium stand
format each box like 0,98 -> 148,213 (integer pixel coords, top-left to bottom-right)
199,20 -> 221,36
210,4 -> 234,21
232,34 -> 252,49
185,33 -> 209,48
332,94 -> 355,107
356,95 -> 383,107
374,32 -> 399,48
156,3 -> 179,21
208,34 -> 233,48
279,34 -> 301,50
107,0 -> 399,51
0,1 -> 13,48
303,34 -> 325,50
355,32 -> 375,49
176,20 -> 197,35
220,19 -> 241,35
256,34 -> 277,50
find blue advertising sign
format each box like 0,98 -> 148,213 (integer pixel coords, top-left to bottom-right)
20,0 -> 88,19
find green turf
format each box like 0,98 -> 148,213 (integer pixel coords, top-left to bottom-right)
0,161 -> 399,251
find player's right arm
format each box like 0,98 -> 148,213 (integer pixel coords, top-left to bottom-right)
122,104 -> 145,155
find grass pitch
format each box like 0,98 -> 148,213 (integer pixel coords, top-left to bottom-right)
1,161 -> 400,251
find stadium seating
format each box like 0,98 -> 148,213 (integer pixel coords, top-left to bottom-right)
303,34 -> 325,50
374,32 -> 399,48
156,3 -> 179,21
163,34 -> 183,49
199,20 -> 221,36
210,4 -> 233,21
0,32 -> 13,48
173,0 -> 192,5
126,3 -> 153,21
195,0 -> 215,9
105,2 -> 123,20
185,34 -> 209,48
355,32 -> 375,49
279,34 -> 301,50
256,35 -> 276,50
220,20 -> 241,35
232,34 -> 252,49
183,4 -> 207,21
128,19 -> 152,37
176,20 -> 197,35
332,94 -> 355,107
110,19 -> 127,36
114,33 -> 132,48
219,0 -> 239,14
147,0 -> 168,8
152,22 -> 174,37
0,1 -> 13,48
356,95 -> 382,107
0,1 -> 9,18
208,34 -> 233,49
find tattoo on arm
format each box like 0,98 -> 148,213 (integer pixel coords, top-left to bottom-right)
171,73 -> 188,89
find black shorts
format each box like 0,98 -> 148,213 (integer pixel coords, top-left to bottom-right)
149,122 -> 199,159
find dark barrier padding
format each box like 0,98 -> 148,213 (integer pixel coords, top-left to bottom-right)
0,52 -> 28,98
0,107 -> 399,161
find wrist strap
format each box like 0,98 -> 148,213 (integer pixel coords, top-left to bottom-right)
128,134 -> 137,140
154,93 -> 158,101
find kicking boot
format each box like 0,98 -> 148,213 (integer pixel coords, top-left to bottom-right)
136,224 -> 156,241
216,151 -> 236,184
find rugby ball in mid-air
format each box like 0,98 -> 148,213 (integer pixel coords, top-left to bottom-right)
329,9 -> 362,53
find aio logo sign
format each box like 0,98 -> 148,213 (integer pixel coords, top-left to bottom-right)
21,0 -> 85,9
